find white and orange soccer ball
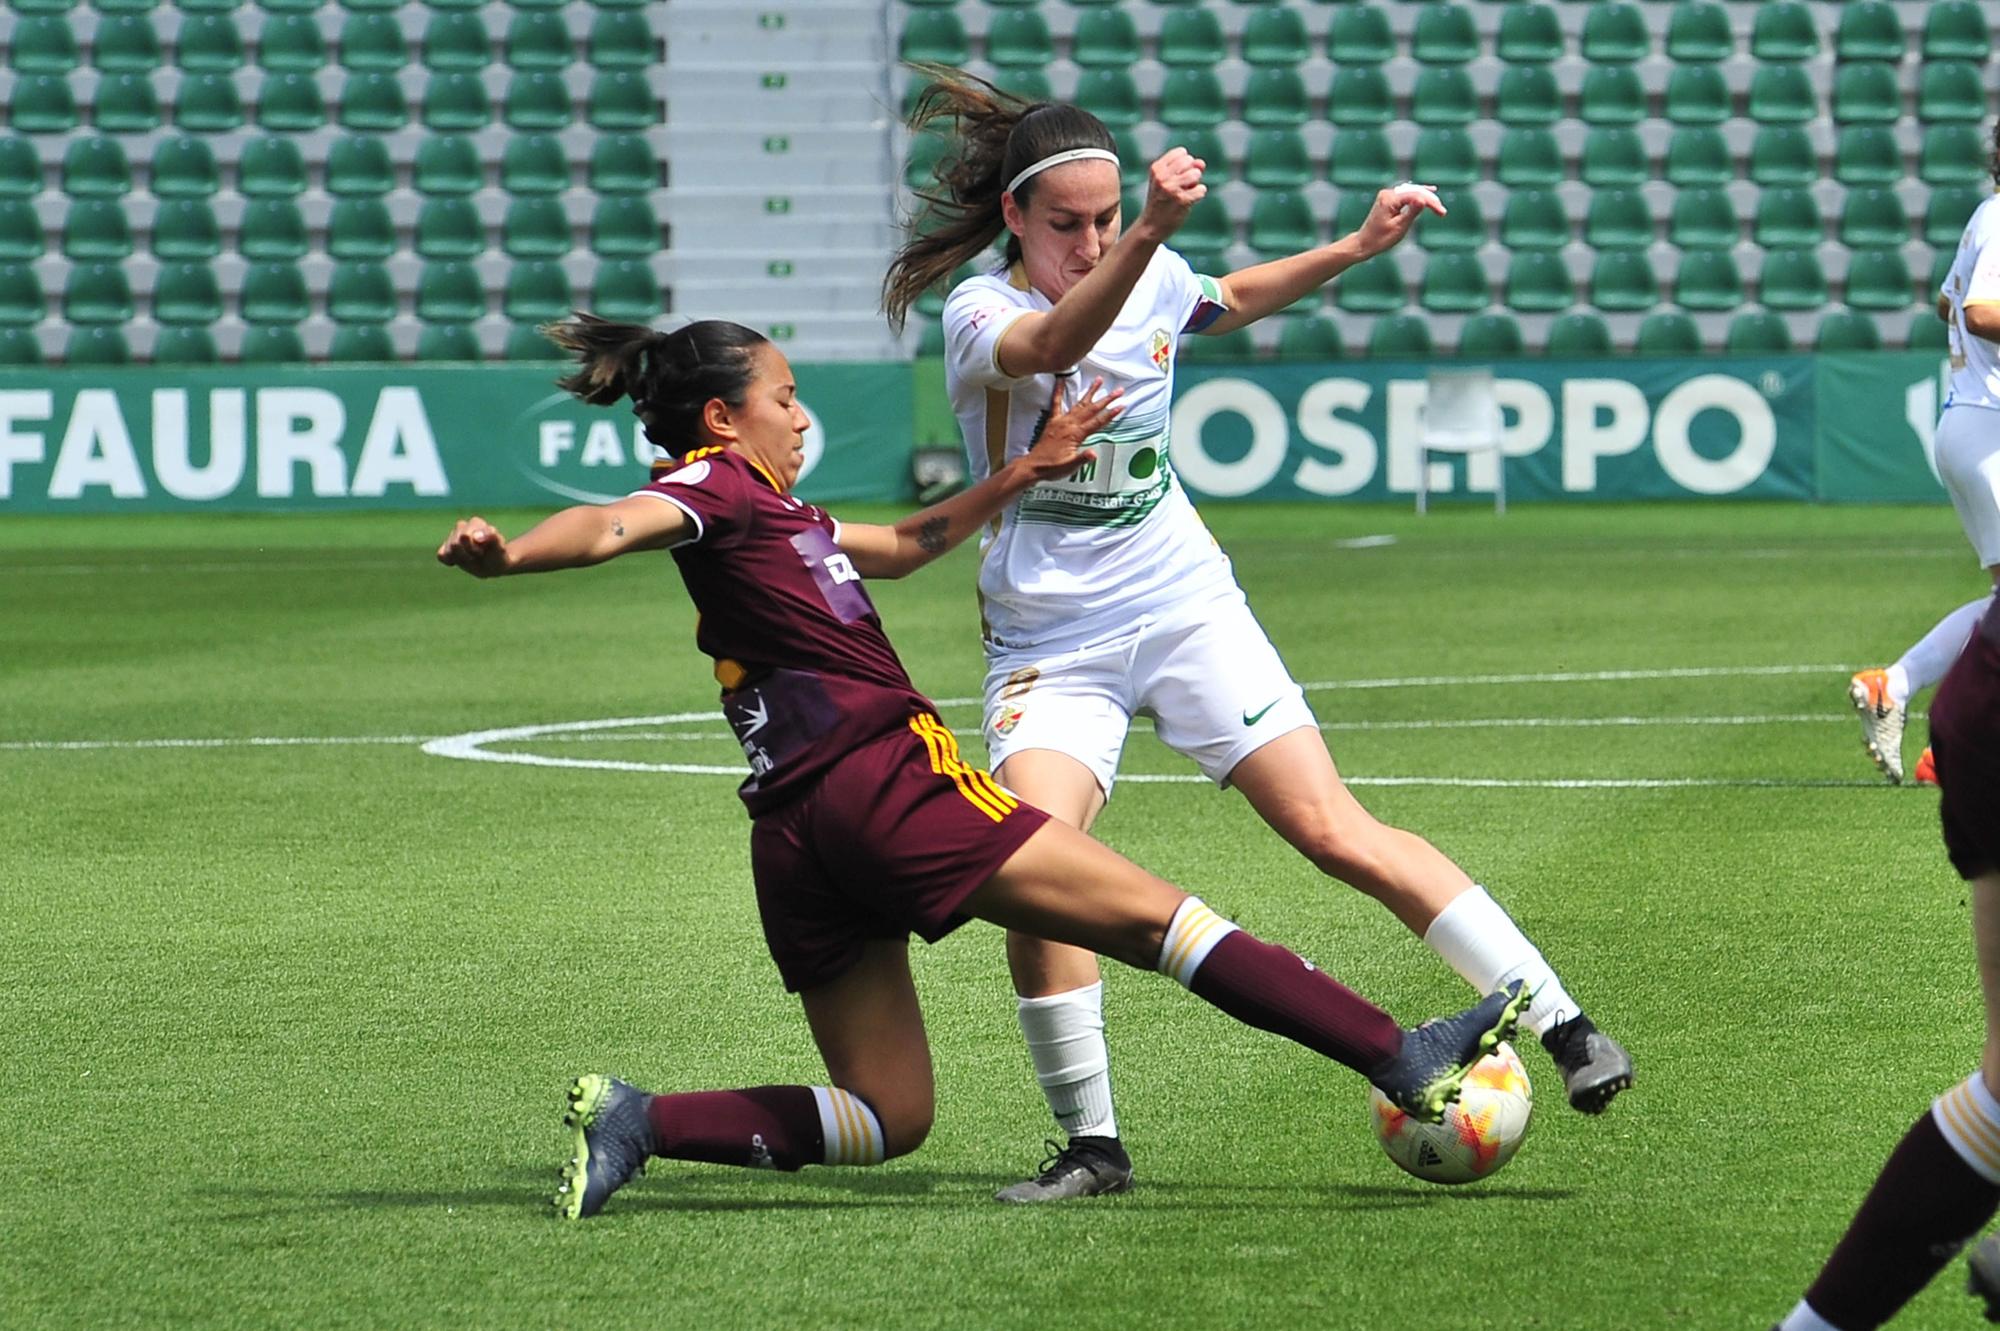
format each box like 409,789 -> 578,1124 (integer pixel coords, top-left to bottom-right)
1368,1040 -> 1533,1185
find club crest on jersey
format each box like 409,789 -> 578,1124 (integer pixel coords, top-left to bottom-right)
992,707 -> 1025,737
1149,329 -> 1170,371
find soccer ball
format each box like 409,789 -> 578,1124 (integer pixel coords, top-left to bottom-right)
1368,1041 -> 1533,1185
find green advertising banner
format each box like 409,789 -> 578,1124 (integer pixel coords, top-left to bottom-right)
0,362 -> 914,513
1814,351 -> 1953,503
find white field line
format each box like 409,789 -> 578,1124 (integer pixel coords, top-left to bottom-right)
0,734 -> 429,752
4,559 -> 424,576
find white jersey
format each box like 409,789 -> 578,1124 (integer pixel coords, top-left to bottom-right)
943,247 -> 1237,651
1943,194 -> 2000,412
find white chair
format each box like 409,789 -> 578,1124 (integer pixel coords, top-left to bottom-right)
1415,366 -> 1505,516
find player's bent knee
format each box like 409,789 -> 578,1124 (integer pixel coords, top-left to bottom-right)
878,1100 -> 934,1159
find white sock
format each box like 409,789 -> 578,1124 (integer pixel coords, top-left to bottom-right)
1893,595 -> 1994,701
810,1086 -> 886,1166
1934,1073 -> 2000,1184
1017,982 -> 1118,1140
1422,885 -> 1578,1038
1777,1299 -> 1844,1331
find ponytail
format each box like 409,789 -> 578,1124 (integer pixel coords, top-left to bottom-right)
542,312 -> 769,459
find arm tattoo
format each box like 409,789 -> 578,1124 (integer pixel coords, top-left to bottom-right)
610,516 -> 626,537
916,515 -> 950,554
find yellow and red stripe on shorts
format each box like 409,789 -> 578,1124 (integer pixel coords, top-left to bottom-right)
908,713 -> 1019,823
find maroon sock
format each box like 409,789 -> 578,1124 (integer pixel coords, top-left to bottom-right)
643,1085 -> 824,1171
1803,1110 -> 2000,1329
1187,929 -> 1401,1072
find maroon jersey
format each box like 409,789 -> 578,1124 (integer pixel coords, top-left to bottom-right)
634,447 -> 933,815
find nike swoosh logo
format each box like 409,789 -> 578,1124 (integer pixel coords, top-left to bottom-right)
1242,699 -> 1280,726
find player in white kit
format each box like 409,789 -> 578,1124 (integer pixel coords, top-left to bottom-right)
883,70 -> 1632,1202
1849,128 -> 2000,787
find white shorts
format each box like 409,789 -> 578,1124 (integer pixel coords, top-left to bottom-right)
1938,403 -> 2000,567
979,585 -> 1317,798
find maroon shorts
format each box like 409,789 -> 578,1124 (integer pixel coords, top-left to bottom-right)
1931,622 -> 2000,880
749,715 -> 1051,992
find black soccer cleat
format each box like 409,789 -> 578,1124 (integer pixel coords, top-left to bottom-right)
1370,980 -> 1530,1124
1541,1014 -> 1634,1114
553,1073 -> 657,1220
1969,1233 -> 2000,1321
994,1136 -> 1134,1204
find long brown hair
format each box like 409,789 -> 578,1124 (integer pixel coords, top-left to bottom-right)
541,313 -> 769,459
882,64 -> 1116,331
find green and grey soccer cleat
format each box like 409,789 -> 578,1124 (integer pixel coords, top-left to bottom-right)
553,1074 -> 656,1220
1370,980 -> 1530,1123
994,1136 -> 1134,1204
1970,1234 -> 2000,1321
1542,1014 -> 1634,1114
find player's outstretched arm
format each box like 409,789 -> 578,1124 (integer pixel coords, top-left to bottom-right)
436,496 -> 689,578
839,380 -> 1121,580
1201,183 -> 1446,335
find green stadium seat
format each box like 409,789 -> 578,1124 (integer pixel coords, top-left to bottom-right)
152,261 -> 223,325
414,134 -> 482,195
1411,68 -> 1477,127
96,75 -> 164,132
259,13 -> 327,71
1331,192 -> 1372,244
1664,66 -> 1729,125
505,323 -> 561,360
423,12 -> 490,70
591,259 -> 662,322
1834,126 -> 1901,186
1163,127 -> 1229,183
1675,249 -> 1743,310
1075,69 -> 1143,129
238,137 -> 306,196
152,326 -> 219,364
986,9 -> 1053,68
1581,3 -> 1649,62
1758,248 -> 1828,309
239,199 -> 308,261
504,260 -> 570,323
1409,128 -> 1477,188
180,0 -> 245,11
326,135 -> 394,196
1834,1 -> 1904,61
151,137 -> 219,198
66,263 -> 134,324
1927,186 -> 1985,247
1840,187 -> 1908,248
0,201 -> 42,262
1666,2 -> 1731,62
1591,250 -> 1659,311
153,199 -> 221,260
1334,257 -> 1403,313
1367,315 -> 1433,359
502,197 -> 568,258
1663,127 -> 1731,186
1329,129 -> 1393,189
1921,125 -> 1990,185
11,0 -> 83,11
1496,128 -> 1562,188
1412,6 -> 1477,64
1174,194 -> 1234,256
178,14 -> 243,71
61,200 -> 131,260
339,72 -> 410,131
0,328 -> 39,366
1275,315 -> 1342,360
1159,8 -> 1227,66
1327,7 -> 1393,64
503,135 -> 568,196
328,261 -> 396,324
417,262 -> 485,323
1579,67 -> 1644,126
0,265 -> 44,325
1845,248 -> 1914,310
1247,190 -> 1317,253
424,72 -> 492,131
1923,0 -> 1990,61
1724,312 -> 1791,354
1749,126 -> 1816,186
415,324 -> 481,361
1670,188 -> 1736,248
1495,66 -> 1560,127
327,325 -> 396,362
1909,313 -> 1951,351
1753,188 -> 1821,247
1497,6 -> 1564,64
1919,62 -> 1986,123
1421,253 -> 1486,312
1499,190 -> 1565,251
257,0 -> 323,12
64,328 -> 132,365
591,195 -> 657,257
1242,6 -> 1310,64
97,0 -> 161,11
12,16 -> 81,73
586,72 -> 652,130
1422,192 -> 1484,251
1459,313 -> 1525,358
1748,65 -> 1816,124
327,198 -> 395,260
902,131 -> 946,190
1817,310 -> 1881,351
588,11 -> 650,68
1634,311 -> 1701,355
1071,9 -> 1138,67
588,0 -> 646,11
338,13 -> 405,70
414,198 -> 483,259
1244,67 -> 1311,127
1109,128 -> 1150,189
1750,2 -> 1818,61
1928,248 -> 1955,300
506,11 -> 572,68
1832,63 -> 1900,125
1178,326 -> 1257,361
0,139 -> 37,198
1585,190 -> 1652,248
1581,127 -> 1647,187
13,76 -> 78,133
1244,129 -> 1311,189
1546,312 -> 1614,357
338,0 -> 403,12
589,134 -> 656,193
63,138 -> 131,197
259,73 -> 328,131
1326,68 -> 1392,127
240,313 -> 313,358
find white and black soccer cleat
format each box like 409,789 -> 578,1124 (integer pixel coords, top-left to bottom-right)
994,1136 -> 1133,1204
1541,1014 -> 1633,1114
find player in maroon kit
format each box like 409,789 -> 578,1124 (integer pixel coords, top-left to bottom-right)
437,313 -> 1529,1219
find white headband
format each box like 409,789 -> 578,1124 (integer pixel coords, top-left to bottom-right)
1006,148 -> 1120,196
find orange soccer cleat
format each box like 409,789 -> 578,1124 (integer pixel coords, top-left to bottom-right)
1914,746 -> 1938,787
1847,668 -> 1907,784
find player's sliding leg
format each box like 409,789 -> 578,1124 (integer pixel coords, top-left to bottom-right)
554,940 -> 930,1219
1850,594 -> 1993,784
963,819 -> 1529,1122
1227,728 -> 1632,1114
